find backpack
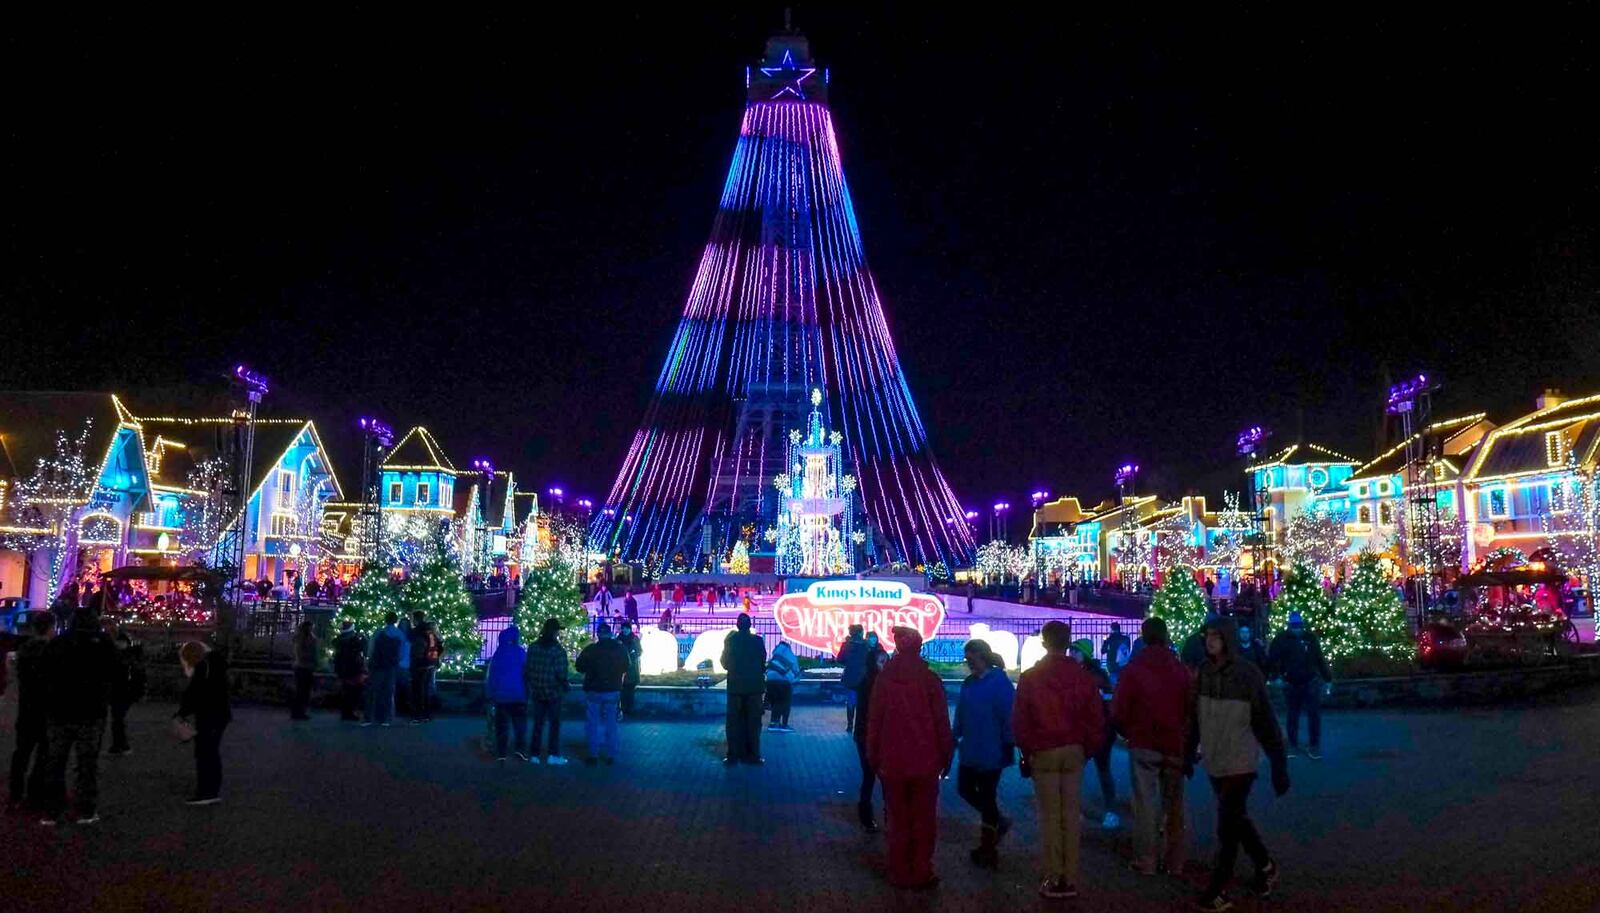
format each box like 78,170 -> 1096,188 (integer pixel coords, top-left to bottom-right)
372,631 -> 401,670
423,629 -> 443,666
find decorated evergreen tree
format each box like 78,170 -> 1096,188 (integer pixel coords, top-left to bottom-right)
1275,562 -> 1334,636
336,564 -> 401,636
728,540 -> 751,575
1149,566 -> 1208,644
401,538 -> 482,675
515,558 -> 591,657
1331,552 -> 1409,659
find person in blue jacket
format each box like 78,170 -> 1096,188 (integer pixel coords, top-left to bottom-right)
953,639 -> 1016,869
485,625 -> 529,761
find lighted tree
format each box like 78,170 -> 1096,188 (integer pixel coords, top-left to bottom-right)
728,539 -> 751,575
1208,492 -> 1252,573
336,563 -> 403,637
400,535 -> 482,675
1110,514 -> 1151,581
515,557 -> 591,656
0,420 -> 95,597
1148,565 -> 1209,644
1280,509 -> 1350,572
1542,468 -> 1600,592
975,539 -> 1010,584
1151,506 -> 1204,574
1330,552 -> 1409,660
1275,561 -> 1334,636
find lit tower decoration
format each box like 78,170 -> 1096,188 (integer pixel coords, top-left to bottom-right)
771,389 -> 860,576
589,26 -> 972,570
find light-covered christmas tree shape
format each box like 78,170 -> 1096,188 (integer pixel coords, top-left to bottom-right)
337,563 -> 401,636
401,531 -> 482,675
1331,552 -> 1409,659
1276,561 -> 1333,636
515,558 -> 590,657
729,540 -> 751,576
1149,565 -> 1208,644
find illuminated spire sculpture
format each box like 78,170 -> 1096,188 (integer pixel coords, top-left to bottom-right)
769,389 -> 860,576
590,28 -> 973,571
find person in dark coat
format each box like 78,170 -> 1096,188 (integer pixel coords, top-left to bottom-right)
720,613 -> 768,765
38,609 -> 118,824
954,640 -> 1015,869
1112,617 -> 1191,876
574,623 -> 629,764
867,627 -> 954,890
1266,612 -> 1333,758
852,642 -> 888,831
524,618 -> 571,765
332,621 -> 366,722
836,625 -> 869,733
8,613 -> 55,811
617,624 -> 642,718
177,641 -> 232,805
105,625 -> 146,755
289,620 -> 318,721
407,612 -> 443,723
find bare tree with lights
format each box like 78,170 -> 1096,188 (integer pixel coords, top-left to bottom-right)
0,420 -> 95,598
1542,467 -> 1600,597
1279,508 -> 1350,574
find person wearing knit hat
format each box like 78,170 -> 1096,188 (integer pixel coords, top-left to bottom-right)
866,626 -> 954,889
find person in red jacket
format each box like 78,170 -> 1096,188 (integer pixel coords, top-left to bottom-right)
1013,620 -> 1106,900
866,626 -> 954,890
1111,617 -> 1192,876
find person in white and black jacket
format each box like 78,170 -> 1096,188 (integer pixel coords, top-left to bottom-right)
1186,617 -> 1290,912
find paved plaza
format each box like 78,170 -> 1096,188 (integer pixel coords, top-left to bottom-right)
5,687 -> 1599,913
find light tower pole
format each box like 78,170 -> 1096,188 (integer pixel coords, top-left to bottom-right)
1387,374 -> 1440,627
358,417 -> 394,565
1236,426 -> 1272,594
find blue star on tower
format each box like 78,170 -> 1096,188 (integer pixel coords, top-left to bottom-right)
760,48 -> 816,99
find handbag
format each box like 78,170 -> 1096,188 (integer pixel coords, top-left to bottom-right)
170,716 -> 197,743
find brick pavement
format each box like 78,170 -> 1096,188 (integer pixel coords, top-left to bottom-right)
4,689 -> 1600,913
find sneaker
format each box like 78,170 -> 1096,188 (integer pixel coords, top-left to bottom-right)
1286,744 -> 1300,757
1194,893 -> 1234,911
410,719 -> 423,726
495,756 -> 508,763
38,817 -> 60,826
380,723 -> 392,728
1307,748 -> 1322,760
1038,879 -> 1076,899
185,796 -> 221,806
546,756 -> 569,766
1102,811 -> 1121,829
514,752 -> 530,762
76,814 -> 101,825
359,722 -> 374,728
1251,860 -> 1279,897
107,747 -> 131,757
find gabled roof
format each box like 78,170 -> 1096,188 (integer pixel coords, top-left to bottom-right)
1245,442 -> 1360,473
1465,393 -> 1600,482
513,492 -> 540,525
131,413 -> 343,504
0,392 -> 132,484
1348,414 -> 1493,483
382,426 -> 455,472
145,436 -> 199,489
455,471 -> 517,527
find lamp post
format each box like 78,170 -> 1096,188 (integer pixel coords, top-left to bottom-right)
1236,426 -> 1272,592
576,498 -> 594,584
472,459 -> 495,576
991,501 -> 1011,542
358,417 -> 394,564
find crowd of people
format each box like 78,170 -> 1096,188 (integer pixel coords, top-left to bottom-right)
6,606 -> 231,822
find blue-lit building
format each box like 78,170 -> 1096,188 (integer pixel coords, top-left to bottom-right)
380,426 -> 458,524
1244,442 -> 1360,554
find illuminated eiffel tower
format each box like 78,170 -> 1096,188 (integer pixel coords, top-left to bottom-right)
591,26 -> 972,571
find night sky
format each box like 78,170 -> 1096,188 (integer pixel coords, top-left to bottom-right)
4,7 -> 1596,519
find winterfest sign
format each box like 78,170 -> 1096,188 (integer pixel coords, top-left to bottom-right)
774,580 -> 945,653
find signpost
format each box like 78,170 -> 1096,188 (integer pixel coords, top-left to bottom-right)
773,580 -> 945,653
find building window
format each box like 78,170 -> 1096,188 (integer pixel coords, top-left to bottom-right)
277,470 -> 295,510
1488,488 -> 1508,519
1356,484 -> 1368,497
1378,480 -> 1392,496
1379,502 -> 1393,525
1308,467 -> 1330,490
1433,462 -> 1447,481
417,482 -> 431,505
389,481 -> 403,504
1357,505 -> 1372,524
270,513 -> 296,537
1546,431 -> 1566,467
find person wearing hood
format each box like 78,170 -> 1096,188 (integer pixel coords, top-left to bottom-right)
1267,611 -> 1332,759
866,626 -> 953,890
720,613 -> 768,765
524,618 -> 571,765
9,613 -> 55,812
765,641 -> 801,732
1073,637 -> 1121,831
617,623 -> 643,719
1012,620 -> 1105,900
1188,616 -> 1290,911
486,625 -> 529,761
177,640 -> 231,806
1112,617 -> 1191,877
836,625 -> 869,733
1181,611 -> 1219,670
38,609 -> 118,824
953,640 -> 1015,869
